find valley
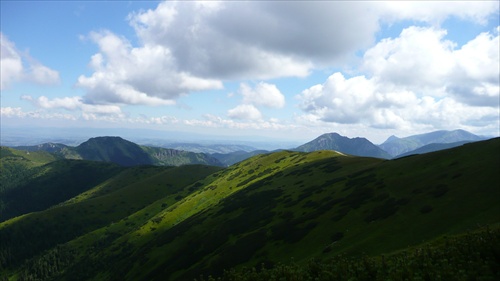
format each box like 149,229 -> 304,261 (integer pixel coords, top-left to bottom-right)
0,132 -> 498,280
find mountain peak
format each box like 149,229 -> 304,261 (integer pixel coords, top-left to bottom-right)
81,136 -> 128,144
295,132 -> 391,159
76,136 -> 151,166
384,135 -> 400,143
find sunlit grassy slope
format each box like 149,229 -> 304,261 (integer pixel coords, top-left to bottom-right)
1,138 -> 499,281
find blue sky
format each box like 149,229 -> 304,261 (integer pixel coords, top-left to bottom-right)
1,1 -> 499,144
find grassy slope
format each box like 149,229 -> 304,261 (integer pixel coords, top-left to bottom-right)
0,164 -> 222,278
124,139 -> 499,280
0,160 -> 124,222
2,139 -> 499,281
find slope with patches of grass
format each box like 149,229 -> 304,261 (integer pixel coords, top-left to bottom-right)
0,164 -> 222,274
1,139 -> 499,281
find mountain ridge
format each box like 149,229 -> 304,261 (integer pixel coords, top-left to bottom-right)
379,129 -> 486,157
295,132 -> 391,159
13,136 -> 223,167
0,138 -> 498,280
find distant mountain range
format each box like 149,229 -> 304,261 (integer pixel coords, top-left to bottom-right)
294,132 -> 392,159
9,130 -> 490,168
15,136 -> 223,167
378,129 -> 486,157
292,129 -> 487,159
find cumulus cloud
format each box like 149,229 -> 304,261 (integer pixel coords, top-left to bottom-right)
240,82 -> 285,109
0,34 -> 23,90
382,1 -> 499,25
0,33 -> 60,90
298,26 -> 500,131
226,82 -> 285,120
1,106 -> 77,121
125,1 -> 497,80
22,95 -> 125,120
74,1 -> 498,107
77,30 -> 223,106
127,1 -> 380,80
227,104 -> 262,120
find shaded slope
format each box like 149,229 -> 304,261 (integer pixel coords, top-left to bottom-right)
295,132 -> 391,159
0,164 -> 222,272
0,159 -> 123,223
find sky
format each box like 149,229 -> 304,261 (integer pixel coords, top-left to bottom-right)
1,1 -> 499,144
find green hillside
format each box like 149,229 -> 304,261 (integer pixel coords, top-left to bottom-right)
0,164 -> 222,279
0,146 -> 61,213
0,160 -> 124,222
0,138 -> 498,281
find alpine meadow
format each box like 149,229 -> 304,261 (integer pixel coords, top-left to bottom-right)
1,134 -> 499,280
1,1 -> 499,280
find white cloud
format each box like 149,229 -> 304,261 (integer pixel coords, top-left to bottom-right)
22,95 -> 125,119
182,114 -> 295,133
73,1 -> 498,108
0,33 -> 60,90
298,26 -> 500,132
227,104 -> 262,120
126,1 -> 381,80
77,30 -> 223,106
1,107 -> 25,118
240,82 -> 285,109
363,26 -> 456,91
382,1 -> 499,25
0,34 -> 23,90
1,106 -> 77,121
124,1 -> 498,82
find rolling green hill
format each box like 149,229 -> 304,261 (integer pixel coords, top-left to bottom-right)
0,138 -> 498,281
0,163 -> 222,277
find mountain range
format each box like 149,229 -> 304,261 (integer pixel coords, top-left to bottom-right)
14,136 -> 223,167
378,129 -> 486,157
211,129 -> 489,166
0,134 -> 498,280
10,130 -> 489,167
295,132 -> 392,158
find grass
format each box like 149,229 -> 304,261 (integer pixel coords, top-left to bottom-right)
199,224 -> 500,281
1,138 -> 499,281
